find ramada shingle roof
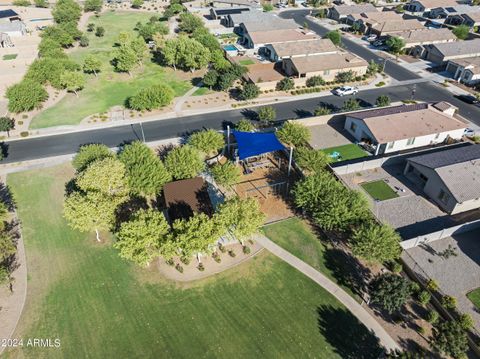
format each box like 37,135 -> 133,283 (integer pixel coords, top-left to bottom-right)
348,103 -> 467,143
408,145 -> 480,202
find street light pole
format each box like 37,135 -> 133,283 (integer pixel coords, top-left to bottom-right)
139,122 -> 146,143
411,84 -> 416,101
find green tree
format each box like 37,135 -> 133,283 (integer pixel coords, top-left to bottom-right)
84,0 -> 102,12
130,37 -> 148,65
87,23 -> 95,32
314,106 -> 331,116
188,129 -> 224,157
64,190 -> 120,242
324,30 -> 341,46
203,70 -> 218,90
52,0 -> 82,24
162,36 -> 210,71
276,122 -> 311,147
192,28 -> 221,52
367,60 -> 380,75
128,84 -> 174,110
79,34 -> 89,47
0,232 -> 16,263
452,24 -> 470,40
163,3 -> 184,18
276,77 -> 295,91
458,314 -> 474,330
240,83 -> 260,100
178,13 -> 203,34
262,3 -> 274,11
60,71 -> 85,96
427,310 -> 439,324
235,119 -> 255,132
342,98 -> 361,112
41,25 -> 75,47
293,147 -> 330,174
34,0 -> 48,8
306,75 -> 325,87
26,57 -> 79,89
370,273 -> 412,314
335,70 -> 355,83
0,117 -> 15,137
38,38 -> 64,58
83,54 -> 102,76
164,145 -> 205,180
417,290 -> 431,306
211,161 -> 241,187
375,95 -> 391,107
95,26 -> 105,37
72,144 -> 113,172
131,0 -> 144,8
432,320 -> 469,359
441,295 -> 457,309
75,157 -> 129,198
257,106 -> 276,126
137,22 -> 169,41
217,197 -> 265,242
386,36 -> 405,55
6,80 -> 49,113
351,222 -> 402,263
118,141 -> 171,197
113,45 -> 137,74
114,209 -> 171,266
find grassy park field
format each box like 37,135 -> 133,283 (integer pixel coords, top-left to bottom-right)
30,12 -> 191,129
6,164 -> 382,358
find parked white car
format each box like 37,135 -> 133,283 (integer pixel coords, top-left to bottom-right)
362,34 -> 377,42
464,128 -> 476,137
333,86 -> 359,96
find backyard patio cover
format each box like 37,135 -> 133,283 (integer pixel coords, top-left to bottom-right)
232,130 -> 285,160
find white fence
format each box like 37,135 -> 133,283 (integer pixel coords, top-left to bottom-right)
401,219 -> 480,249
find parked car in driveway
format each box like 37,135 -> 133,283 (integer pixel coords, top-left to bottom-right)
456,94 -> 479,105
332,86 -> 359,96
362,34 -> 377,42
464,128 -> 476,137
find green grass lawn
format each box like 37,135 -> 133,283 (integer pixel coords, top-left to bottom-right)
238,59 -> 255,66
262,218 -> 362,301
30,12 -> 191,129
467,288 -> 480,310
320,144 -> 368,162
2,54 -> 17,60
6,164 -> 382,358
193,86 -> 212,96
360,180 -> 399,201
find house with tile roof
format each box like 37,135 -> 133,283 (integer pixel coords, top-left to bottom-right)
328,3 -> 377,23
344,102 -> 467,155
404,144 -> 480,214
264,38 -> 337,61
423,38 -> 480,63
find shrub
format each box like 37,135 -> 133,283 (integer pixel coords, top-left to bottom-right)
376,95 -> 391,107
212,252 -> 221,263
369,273 -> 412,313
219,244 -> 227,253
294,147 -> 330,174
390,261 -> 402,273
442,295 -> 457,309
87,23 -> 95,32
34,0 -> 48,7
20,131 -> 29,137
13,0 -> 30,6
427,279 -> 439,292
427,310 -> 439,324
276,77 -> 295,91
79,35 -> 89,47
243,246 -> 251,254
239,83 -> 260,100
257,106 -> 276,125
235,119 -> 255,132
166,258 -> 175,266
175,263 -> 184,273
458,313 -> 474,330
211,161 -> 241,187
6,80 -> 48,113
228,249 -> 236,257
95,26 -> 105,37
335,70 -> 355,83
306,75 -> 325,87
131,0 -> 144,8
324,30 -> 341,45
197,263 -> 205,271
180,256 -> 191,265
410,281 -> 421,294
417,290 -> 431,306
128,84 -> 174,110
262,3 -> 273,11
314,106 -> 331,116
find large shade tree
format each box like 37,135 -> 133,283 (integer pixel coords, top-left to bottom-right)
118,141 -> 171,197
432,320 -> 469,359
188,129 -> 225,157
370,273 -> 412,314
164,145 -> 205,180
72,144 -> 113,172
351,222 -> 402,263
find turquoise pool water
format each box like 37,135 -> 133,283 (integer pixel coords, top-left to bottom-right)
223,44 -> 238,51
30,18 -> 53,22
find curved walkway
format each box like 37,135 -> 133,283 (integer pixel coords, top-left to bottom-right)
255,234 -> 400,353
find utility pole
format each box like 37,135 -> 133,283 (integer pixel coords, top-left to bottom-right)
411,84 -> 416,101
139,122 -> 146,143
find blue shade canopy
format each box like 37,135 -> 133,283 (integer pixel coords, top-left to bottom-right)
232,130 -> 285,160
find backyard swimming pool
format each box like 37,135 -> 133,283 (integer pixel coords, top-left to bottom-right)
30,18 -> 53,22
223,44 -> 238,51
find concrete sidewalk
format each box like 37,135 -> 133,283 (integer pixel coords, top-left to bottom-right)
255,234 -> 401,353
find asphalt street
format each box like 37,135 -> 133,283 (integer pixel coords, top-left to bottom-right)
3,11 -> 480,164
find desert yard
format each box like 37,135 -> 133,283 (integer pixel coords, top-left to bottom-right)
3,163 -> 384,358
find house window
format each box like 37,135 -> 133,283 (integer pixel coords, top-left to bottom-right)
406,137 -> 416,146
438,189 -> 450,204
350,122 -> 357,132
387,141 -> 395,149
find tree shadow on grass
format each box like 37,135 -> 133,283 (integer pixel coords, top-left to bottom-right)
0,182 -> 15,211
113,195 -> 149,231
317,305 -> 383,359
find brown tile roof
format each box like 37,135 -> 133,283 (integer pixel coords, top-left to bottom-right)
248,28 -> 317,45
349,103 -> 467,143
288,52 -> 367,74
353,11 -> 403,23
164,177 -> 213,221
371,19 -> 425,33
416,0 -> 460,9
246,62 -> 284,82
464,12 -> 480,23
270,38 -> 337,58
394,28 -> 456,44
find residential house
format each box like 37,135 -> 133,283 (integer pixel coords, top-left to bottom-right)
328,4 -> 377,23
423,38 -> 480,63
404,0 -> 461,14
445,11 -> 480,28
404,144 -> 480,214
244,62 -> 285,90
430,4 -> 479,19
0,9 -> 26,48
368,19 -> 425,37
264,38 -> 337,61
241,28 -> 317,49
344,102 -> 467,155
0,9 -> 21,22
393,28 -> 457,55
210,7 -> 249,22
208,0 -> 260,8
282,51 -> 368,81
347,11 -> 404,34
445,56 -> 480,84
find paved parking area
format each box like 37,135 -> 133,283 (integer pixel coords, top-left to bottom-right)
403,230 -> 480,331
